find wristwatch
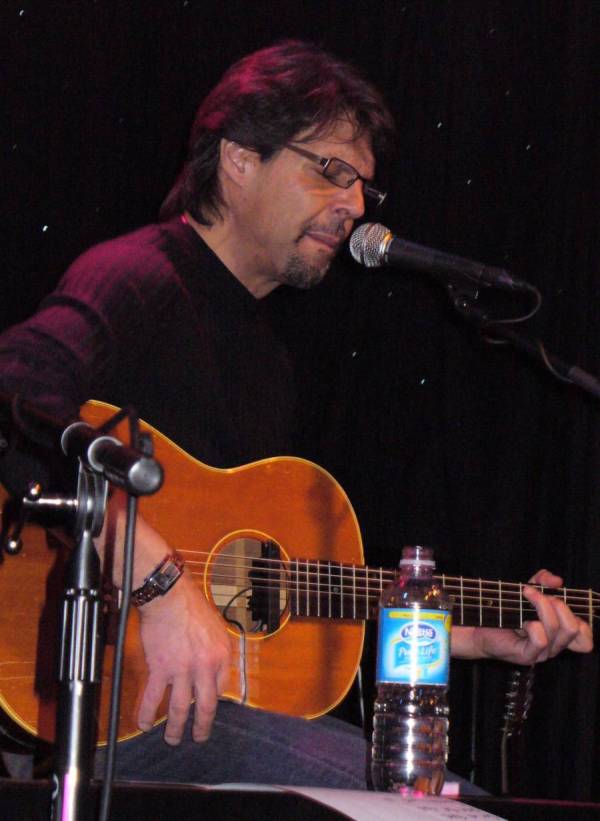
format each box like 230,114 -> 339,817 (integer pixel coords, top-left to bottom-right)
131,552 -> 185,607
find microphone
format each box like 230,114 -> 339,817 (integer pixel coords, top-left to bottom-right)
349,222 -> 532,292
0,391 -> 164,497
61,421 -> 163,496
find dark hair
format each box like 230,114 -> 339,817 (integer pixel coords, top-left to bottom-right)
160,40 -> 396,224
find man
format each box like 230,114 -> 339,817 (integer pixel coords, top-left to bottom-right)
0,40 -> 592,789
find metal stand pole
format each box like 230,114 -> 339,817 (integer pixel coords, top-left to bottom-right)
51,465 -> 108,821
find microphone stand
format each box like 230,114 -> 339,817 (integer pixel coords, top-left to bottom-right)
445,285 -> 599,797
51,462 -> 107,821
0,396 -> 163,821
50,412 -> 164,821
448,287 -> 600,401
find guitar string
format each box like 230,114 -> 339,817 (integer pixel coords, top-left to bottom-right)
177,548 -> 600,599
188,565 -> 597,604
179,563 -> 600,609
176,552 -> 600,610
200,579 -> 589,615
202,588 -> 594,623
201,592 -> 595,621
186,570 -> 599,620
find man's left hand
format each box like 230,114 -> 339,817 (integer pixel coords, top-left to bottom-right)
452,568 -> 593,663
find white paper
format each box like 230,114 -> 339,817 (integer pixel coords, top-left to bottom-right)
209,784 -> 505,820
284,788 -> 506,820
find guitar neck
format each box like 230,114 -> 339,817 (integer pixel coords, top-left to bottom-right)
288,560 -> 599,629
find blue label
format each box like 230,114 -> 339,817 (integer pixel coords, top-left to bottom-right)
376,608 -> 451,685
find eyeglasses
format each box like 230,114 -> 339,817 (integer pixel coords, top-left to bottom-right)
285,144 -> 387,207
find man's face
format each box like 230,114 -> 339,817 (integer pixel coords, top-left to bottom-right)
234,119 -> 376,292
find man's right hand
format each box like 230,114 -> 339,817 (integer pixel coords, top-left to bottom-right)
136,568 -> 232,744
97,492 -> 232,744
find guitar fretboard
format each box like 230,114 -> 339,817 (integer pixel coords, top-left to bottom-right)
287,559 -> 599,629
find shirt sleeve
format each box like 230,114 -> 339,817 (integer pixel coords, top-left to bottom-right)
0,232 -> 175,494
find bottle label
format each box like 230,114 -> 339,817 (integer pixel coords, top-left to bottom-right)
376,608 -> 451,685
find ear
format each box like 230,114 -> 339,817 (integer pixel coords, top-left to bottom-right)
219,139 -> 259,187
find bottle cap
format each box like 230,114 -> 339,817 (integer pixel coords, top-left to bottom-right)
399,558 -> 435,567
399,545 -> 435,568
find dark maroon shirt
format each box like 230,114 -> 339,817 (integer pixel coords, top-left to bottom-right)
0,218 -> 296,492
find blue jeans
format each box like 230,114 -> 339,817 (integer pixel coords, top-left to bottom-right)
92,701 -> 485,795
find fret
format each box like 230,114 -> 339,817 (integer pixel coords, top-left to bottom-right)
358,566 -> 366,619
331,562 -> 342,618
340,564 -> 344,619
478,578 -> 483,626
358,567 -> 366,608
460,576 -> 464,625
374,567 -> 383,615
363,569 -> 372,619
352,564 -> 356,620
589,589 -> 594,626
519,582 -> 523,627
361,568 -> 369,620
292,558 -> 311,617
316,559 -> 321,618
364,567 -> 374,619
328,561 -> 332,618
498,580 -> 503,628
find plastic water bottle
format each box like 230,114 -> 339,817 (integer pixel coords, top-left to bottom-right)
371,545 -> 452,794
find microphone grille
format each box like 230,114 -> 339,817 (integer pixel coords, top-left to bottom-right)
349,222 -> 390,267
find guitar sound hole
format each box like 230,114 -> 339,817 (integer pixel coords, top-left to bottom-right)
209,537 -> 288,635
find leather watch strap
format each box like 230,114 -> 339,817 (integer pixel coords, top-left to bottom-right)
131,552 -> 185,607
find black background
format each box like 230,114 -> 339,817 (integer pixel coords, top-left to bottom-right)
3,0 -> 600,800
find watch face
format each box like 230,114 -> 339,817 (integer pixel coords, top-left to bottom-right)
152,557 -> 183,593
132,554 -> 184,606
155,570 -> 175,592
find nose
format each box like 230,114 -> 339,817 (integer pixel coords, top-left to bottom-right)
331,180 -> 366,221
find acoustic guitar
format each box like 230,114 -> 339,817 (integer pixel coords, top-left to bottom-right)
0,401 -> 597,748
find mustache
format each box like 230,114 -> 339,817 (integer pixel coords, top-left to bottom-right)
300,221 -> 349,243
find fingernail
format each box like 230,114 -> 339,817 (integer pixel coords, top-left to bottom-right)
164,735 -> 180,746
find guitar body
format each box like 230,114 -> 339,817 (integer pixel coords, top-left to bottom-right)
0,401 -> 365,745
